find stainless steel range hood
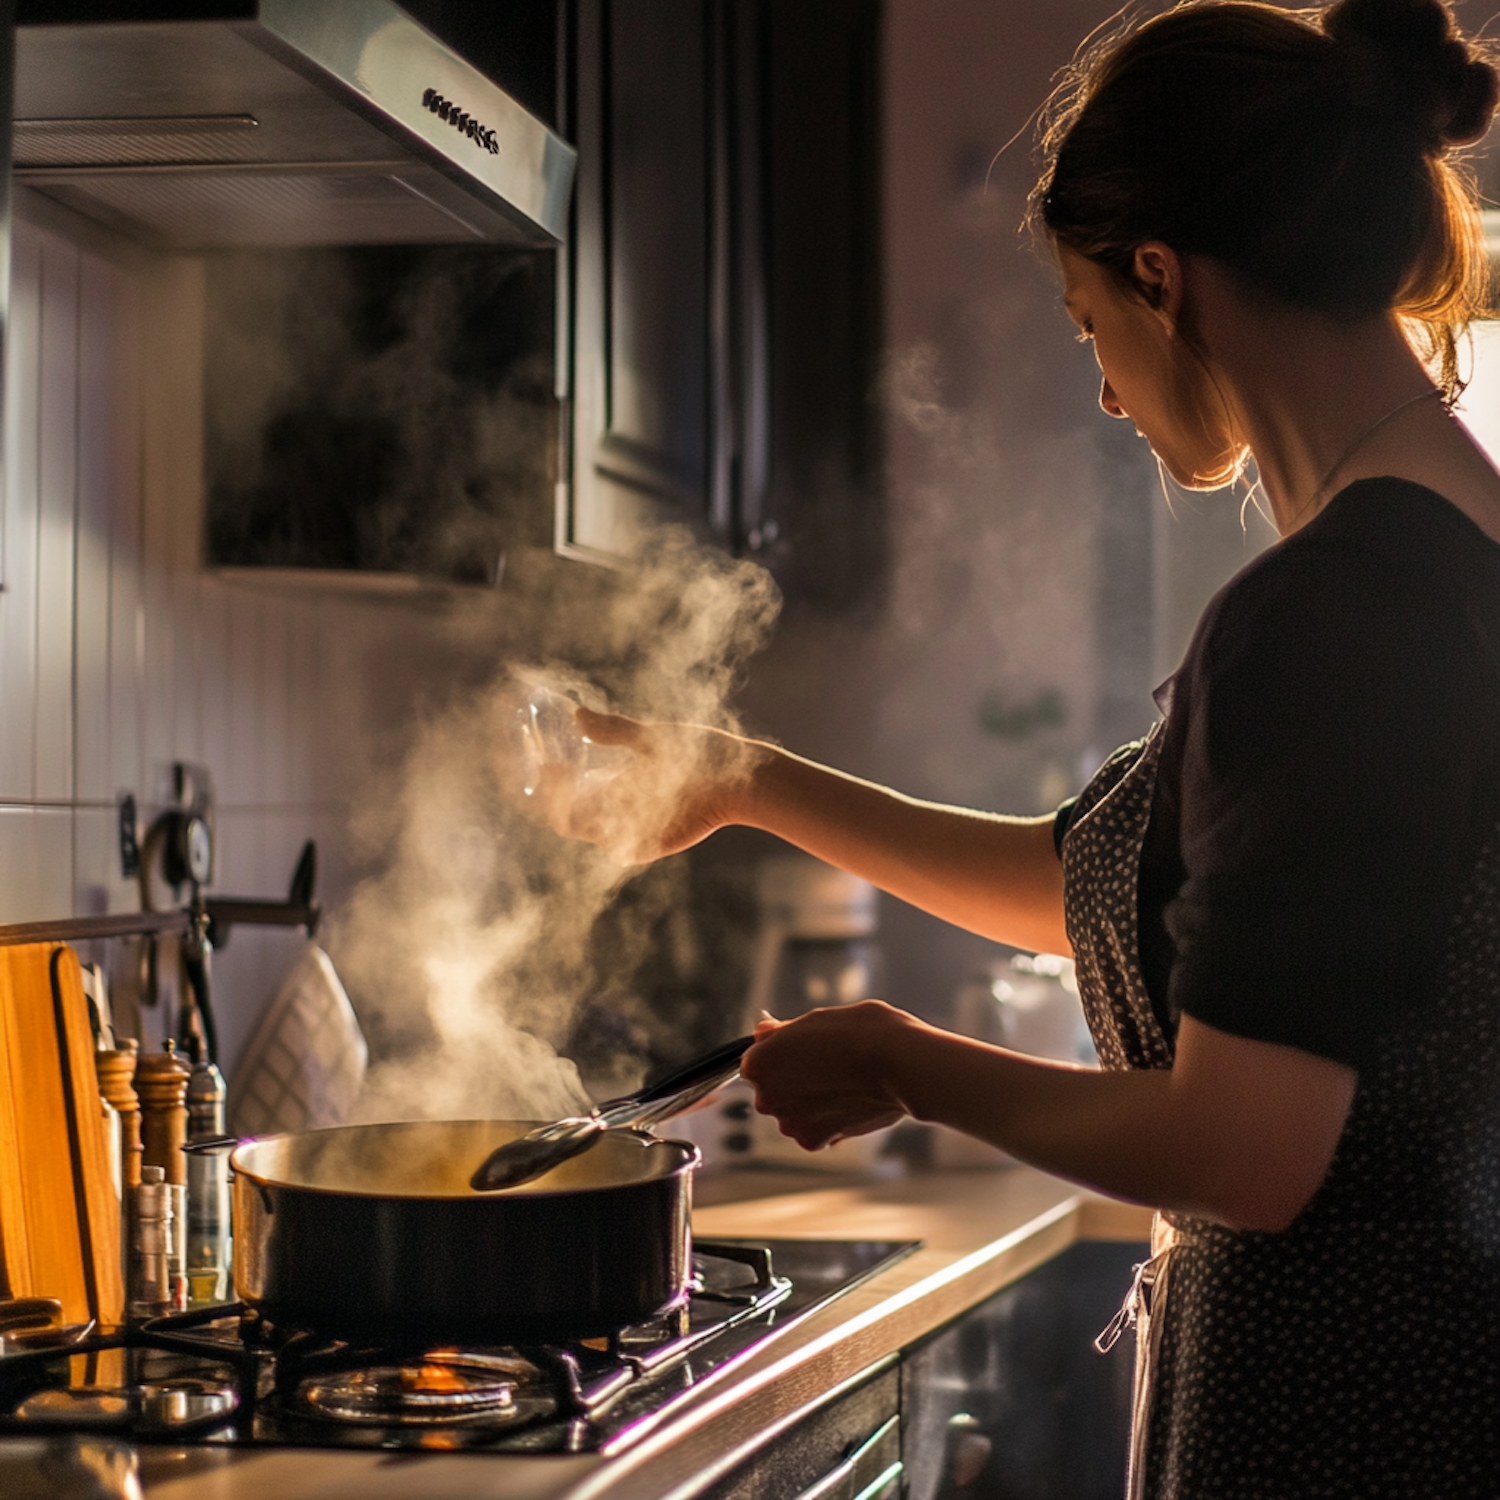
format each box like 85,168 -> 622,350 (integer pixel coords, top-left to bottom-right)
14,0 -> 576,249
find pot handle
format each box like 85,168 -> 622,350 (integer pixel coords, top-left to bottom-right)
181,1134 -> 240,1156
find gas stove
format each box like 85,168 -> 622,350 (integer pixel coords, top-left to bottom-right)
0,1240 -> 916,1455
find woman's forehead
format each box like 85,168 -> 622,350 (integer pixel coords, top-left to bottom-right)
1058,246 -> 1109,307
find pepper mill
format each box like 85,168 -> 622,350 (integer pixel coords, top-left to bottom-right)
95,1039 -> 143,1193
136,1039 -> 191,1186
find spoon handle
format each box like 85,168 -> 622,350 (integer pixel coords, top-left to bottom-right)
603,1035 -> 754,1111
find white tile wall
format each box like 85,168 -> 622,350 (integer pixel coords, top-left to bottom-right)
1,197 -> 454,1076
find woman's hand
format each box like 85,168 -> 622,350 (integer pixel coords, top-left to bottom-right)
740,1001 -> 919,1148
523,706 -> 768,866
741,1003 -> 1355,1232
506,688 -> 1071,954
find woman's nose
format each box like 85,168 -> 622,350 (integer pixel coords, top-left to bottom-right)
1099,376 -> 1127,419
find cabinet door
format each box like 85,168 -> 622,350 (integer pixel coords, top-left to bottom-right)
901,1240 -> 1144,1500
564,0 -> 714,558
560,0 -> 882,604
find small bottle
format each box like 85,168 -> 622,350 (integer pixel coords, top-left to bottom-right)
185,1051 -> 231,1304
131,1165 -> 173,1318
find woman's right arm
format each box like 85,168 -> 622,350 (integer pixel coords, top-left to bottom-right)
568,711 -> 1071,956
740,744 -> 1069,954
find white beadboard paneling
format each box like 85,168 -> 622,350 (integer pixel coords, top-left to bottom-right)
139,256 -> 205,796
75,251 -> 120,804
212,807 -> 266,901
198,576 -> 232,792
306,598 -> 339,807
282,596 -> 318,807
310,598 -> 388,806
172,572 -> 202,767
261,809 -> 308,906
1,222 -> 42,801
0,808 -> 36,921
226,589 -> 264,809
139,561 -> 176,802
36,807 -> 75,919
107,264 -> 145,802
73,804 -> 135,917
139,257 -> 205,578
259,600 -> 290,809
308,808 -> 353,913
36,231 -> 80,804
0,806 -> 73,923
0,202 -> 470,1061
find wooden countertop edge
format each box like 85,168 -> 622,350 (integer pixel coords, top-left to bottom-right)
567,1179 -> 1154,1500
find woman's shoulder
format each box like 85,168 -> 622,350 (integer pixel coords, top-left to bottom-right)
1174,476 -> 1500,709
1307,475 -> 1500,562
1209,476 -> 1500,633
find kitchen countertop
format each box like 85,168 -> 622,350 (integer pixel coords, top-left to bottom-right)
34,1167 -> 1153,1500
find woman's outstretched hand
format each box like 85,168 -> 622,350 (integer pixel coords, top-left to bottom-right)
523,705 -> 767,866
740,1001 -> 919,1149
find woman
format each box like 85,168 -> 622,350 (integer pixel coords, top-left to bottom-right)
545,0 -> 1500,1492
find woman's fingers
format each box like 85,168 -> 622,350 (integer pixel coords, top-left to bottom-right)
574,704 -> 645,747
741,1001 -> 914,1149
507,704 -> 761,863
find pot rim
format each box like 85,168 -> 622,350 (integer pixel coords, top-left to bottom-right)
229,1119 -> 701,1201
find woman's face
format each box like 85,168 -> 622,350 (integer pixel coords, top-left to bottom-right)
1058,245 -> 1243,490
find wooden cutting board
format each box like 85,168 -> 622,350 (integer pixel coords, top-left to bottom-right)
0,942 -> 124,1325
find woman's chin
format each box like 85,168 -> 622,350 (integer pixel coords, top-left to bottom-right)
1155,449 -> 1245,493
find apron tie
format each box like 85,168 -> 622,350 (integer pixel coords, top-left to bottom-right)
1095,1246 -> 1168,1353
1096,1231 -> 1176,1500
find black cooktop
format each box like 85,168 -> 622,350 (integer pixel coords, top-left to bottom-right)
0,1239 -> 918,1455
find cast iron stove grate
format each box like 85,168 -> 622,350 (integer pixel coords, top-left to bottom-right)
0,1239 -> 917,1454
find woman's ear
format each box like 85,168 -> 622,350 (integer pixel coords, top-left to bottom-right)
1132,242 -> 1186,331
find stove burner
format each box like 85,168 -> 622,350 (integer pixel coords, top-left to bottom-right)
0,1241 -> 918,1454
13,1378 -> 238,1434
296,1354 -> 533,1427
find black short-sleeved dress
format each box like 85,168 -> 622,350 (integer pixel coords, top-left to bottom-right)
1057,479 -> 1500,1498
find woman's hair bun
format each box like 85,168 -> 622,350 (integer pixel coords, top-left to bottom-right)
1324,0 -> 1498,147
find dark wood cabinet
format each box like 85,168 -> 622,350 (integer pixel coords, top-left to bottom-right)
563,0 -> 717,558
560,1 -> 884,610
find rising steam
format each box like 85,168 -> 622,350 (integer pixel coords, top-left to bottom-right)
330,528 -> 781,1123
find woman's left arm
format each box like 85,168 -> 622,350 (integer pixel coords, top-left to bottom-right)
742,1004 -> 1356,1233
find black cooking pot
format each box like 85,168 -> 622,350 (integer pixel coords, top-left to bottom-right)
231,1120 -> 697,1342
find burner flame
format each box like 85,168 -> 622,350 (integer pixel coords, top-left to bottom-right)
297,1356 -> 525,1427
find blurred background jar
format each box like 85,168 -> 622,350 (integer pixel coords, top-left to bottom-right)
931,952 -> 1095,1170
745,853 -> 882,1025
673,853 -> 897,1175
951,952 -> 1094,1065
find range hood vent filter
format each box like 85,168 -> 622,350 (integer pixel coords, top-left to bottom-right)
15,114 -> 265,168
37,168 -> 486,249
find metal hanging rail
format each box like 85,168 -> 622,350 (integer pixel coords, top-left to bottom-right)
0,911 -> 192,948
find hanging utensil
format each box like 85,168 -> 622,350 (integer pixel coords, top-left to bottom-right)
470,1034 -> 754,1192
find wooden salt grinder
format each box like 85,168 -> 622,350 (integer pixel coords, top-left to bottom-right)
136,1040 -> 191,1186
95,1039 -> 143,1192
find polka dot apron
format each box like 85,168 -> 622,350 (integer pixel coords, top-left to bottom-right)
1061,725 -> 1500,1499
